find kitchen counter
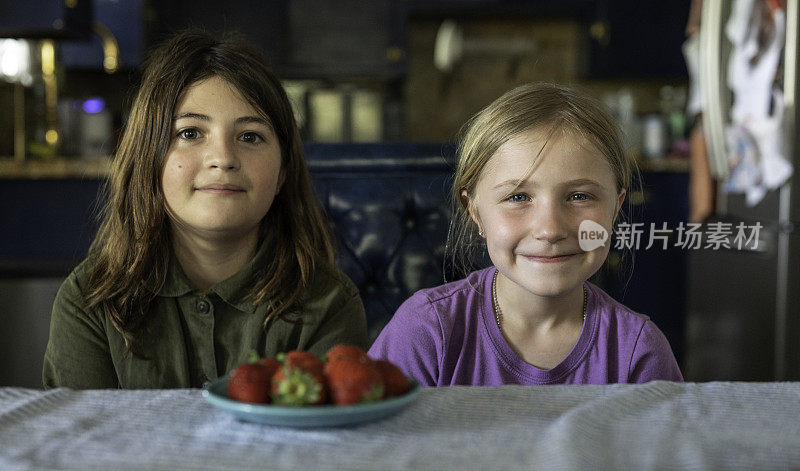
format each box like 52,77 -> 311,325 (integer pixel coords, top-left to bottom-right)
0,157 -> 111,179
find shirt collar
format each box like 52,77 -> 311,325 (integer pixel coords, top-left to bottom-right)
157,235 -> 273,314
211,239 -> 271,314
157,255 -> 194,298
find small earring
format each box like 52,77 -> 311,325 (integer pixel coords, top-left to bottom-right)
478,229 -> 484,237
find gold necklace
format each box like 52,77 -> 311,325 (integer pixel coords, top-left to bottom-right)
491,270 -> 587,328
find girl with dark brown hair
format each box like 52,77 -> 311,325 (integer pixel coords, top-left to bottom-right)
43,30 -> 367,389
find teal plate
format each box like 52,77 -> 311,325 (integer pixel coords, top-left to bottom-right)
202,376 -> 421,428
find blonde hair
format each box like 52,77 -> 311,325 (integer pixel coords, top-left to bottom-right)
85,30 -> 335,355
447,82 -> 638,278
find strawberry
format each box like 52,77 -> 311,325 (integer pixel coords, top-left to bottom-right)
325,344 -> 372,365
271,351 -> 328,406
227,354 -> 280,404
374,360 -> 411,398
281,350 -> 325,374
258,357 -> 281,372
324,358 -> 385,405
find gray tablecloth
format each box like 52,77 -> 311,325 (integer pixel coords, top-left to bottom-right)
1,381 -> 799,470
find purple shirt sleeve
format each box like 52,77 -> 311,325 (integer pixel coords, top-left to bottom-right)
628,320 -> 684,382
368,292 -> 443,386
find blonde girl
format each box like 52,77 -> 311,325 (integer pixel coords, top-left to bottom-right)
369,83 -> 682,385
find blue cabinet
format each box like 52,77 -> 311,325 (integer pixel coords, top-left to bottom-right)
598,170 -> 690,367
0,148 -> 691,371
0,0 -> 92,39
149,0 -> 406,80
59,0 -> 144,70
582,0 -> 691,79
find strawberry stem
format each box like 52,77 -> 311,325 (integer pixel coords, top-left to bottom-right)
272,367 -> 322,406
246,350 -> 260,364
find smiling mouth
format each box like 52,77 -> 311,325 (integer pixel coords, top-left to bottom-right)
521,254 -> 578,263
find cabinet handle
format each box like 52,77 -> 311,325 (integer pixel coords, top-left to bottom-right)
385,47 -> 405,62
93,22 -> 119,74
590,21 -> 611,47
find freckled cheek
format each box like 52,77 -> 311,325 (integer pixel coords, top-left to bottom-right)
595,209 -> 617,231
485,217 -> 526,245
577,207 -> 613,227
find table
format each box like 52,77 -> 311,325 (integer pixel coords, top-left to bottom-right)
2,381 -> 799,470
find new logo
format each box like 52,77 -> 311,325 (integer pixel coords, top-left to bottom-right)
578,220 -> 608,252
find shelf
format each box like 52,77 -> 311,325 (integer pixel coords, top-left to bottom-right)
0,158 -> 111,179
0,155 -> 690,179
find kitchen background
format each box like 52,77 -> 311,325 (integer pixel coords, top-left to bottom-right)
0,0 -> 723,387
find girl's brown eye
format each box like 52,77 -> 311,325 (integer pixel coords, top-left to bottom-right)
178,128 -> 199,140
239,132 -> 264,144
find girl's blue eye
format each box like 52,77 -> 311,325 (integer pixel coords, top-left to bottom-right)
508,194 -> 529,203
177,128 -> 200,140
571,193 -> 590,201
239,132 -> 264,143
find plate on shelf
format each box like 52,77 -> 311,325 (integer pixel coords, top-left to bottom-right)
202,377 -> 421,428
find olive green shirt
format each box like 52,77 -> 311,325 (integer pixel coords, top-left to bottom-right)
42,242 -> 368,389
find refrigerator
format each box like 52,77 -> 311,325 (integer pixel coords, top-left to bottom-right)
685,0 -> 800,381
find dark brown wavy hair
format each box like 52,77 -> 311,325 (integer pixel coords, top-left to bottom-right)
85,30 -> 335,355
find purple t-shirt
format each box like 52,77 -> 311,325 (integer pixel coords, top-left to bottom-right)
368,267 -> 683,386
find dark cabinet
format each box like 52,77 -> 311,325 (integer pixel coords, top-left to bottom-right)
0,0 -> 92,39
149,0 -> 288,70
59,0 -> 145,70
149,0 -> 406,80
283,0 -> 407,79
582,0 -> 691,79
406,0 -> 589,18
596,171 -> 690,367
407,0 -> 689,79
